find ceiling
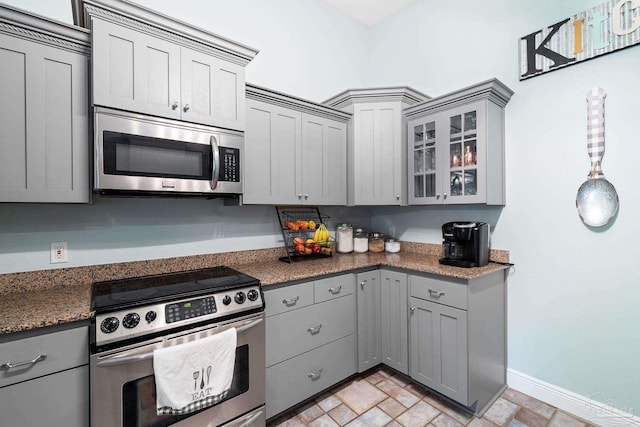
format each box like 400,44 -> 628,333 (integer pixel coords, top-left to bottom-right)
319,0 -> 416,27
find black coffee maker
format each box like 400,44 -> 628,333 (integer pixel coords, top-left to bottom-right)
439,221 -> 490,268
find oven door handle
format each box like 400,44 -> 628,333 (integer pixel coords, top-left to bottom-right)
95,317 -> 263,367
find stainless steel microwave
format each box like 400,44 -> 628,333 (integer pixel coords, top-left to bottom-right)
94,107 -> 242,196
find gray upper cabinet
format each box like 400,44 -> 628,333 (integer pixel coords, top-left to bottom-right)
244,84 -> 350,205
405,79 -> 513,206
380,269 -> 408,375
325,88 -> 429,206
0,5 -> 90,203
77,0 -> 257,131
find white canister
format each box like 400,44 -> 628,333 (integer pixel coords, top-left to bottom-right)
385,238 -> 400,253
336,223 -> 353,253
353,228 -> 368,253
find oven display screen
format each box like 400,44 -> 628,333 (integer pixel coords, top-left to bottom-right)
165,296 -> 217,324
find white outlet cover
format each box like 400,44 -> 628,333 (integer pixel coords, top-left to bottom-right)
50,242 -> 68,263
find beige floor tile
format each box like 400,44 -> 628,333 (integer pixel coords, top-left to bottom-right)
405,382 -> 431,399
548,411 -> 587,427
468,418 -> 499,427
271,414 -> 307,427
388,373 -> 411,387
378,397 -> 408,418
309,414 -> 341,427
385,421 -> 404,427
336,379 -> 389,414
346,407 -> 393,427
366,370 -> 389,385
425,395 -> 474,425
501,389 -> 555,419
377,379 -> 421,408
316,393 -> 343,412
430,413 -> 466,427
514,407 -> 552,427
328,403 -> 358,426
482,398 -> 520,426
396,400 -> 440,427
297,403 -> 325,423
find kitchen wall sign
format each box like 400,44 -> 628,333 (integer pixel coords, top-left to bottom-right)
519,0 -> 640,80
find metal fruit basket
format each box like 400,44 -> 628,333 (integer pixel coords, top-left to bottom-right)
275,206 -> 332,263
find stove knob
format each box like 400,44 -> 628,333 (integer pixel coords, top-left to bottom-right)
247,289 -> 259,302
145,311 -> 157,323
234,291 -> 246,304
122,312 -> 141,329
222,295 -> 232,306
100,316 -> 120,334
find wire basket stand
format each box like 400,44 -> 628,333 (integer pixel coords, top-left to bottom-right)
275,206 -> 332,263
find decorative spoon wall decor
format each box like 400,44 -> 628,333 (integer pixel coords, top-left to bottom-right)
576,87 -> 619,227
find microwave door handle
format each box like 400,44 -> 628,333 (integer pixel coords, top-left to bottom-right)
210,135 -> 220,191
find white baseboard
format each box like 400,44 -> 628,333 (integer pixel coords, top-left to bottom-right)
507,369 -> 640,427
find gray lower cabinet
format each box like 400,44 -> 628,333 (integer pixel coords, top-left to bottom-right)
356,270 -> 381,372
408,270 -> 506,415
265,273 -> 356,418
0,5 -> 90,203
380,269 -> 408,375
0,324 -> 89,426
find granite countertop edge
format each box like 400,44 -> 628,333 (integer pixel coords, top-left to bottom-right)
0,252 -> 509,336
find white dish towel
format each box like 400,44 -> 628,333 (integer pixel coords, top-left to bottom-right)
154,327 -> 237,415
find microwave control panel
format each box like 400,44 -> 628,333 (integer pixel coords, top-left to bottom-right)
220,147 -> 240,182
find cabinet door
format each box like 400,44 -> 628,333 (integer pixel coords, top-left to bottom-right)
180,48 -> 245,130
380,270 -> 408,374
243,99 -> 301,204
353,102 -> 403,205
0,33 -> 89,203
409,297 -> 468,405
301,114 -> 347,205
442,102 -> 486,204
92,18 -> 181,120
356,270 -> 381,372
0,366 -> 88,427
408,117 -> 441,205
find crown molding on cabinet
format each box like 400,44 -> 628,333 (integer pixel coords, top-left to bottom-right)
0,4 -> 90,54
72,0 -> 259,66
323,86 -> 431,110
404,78 -> 514,119
246,83 -> 352,123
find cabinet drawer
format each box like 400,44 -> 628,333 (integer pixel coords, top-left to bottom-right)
0,325 -> 88,388
264,281 -> 314,317
266,334 -> 356,418
266,294 -> 355,367
0,366 -> 88,427
314,273 -> 354,303
410,276 -> 467,310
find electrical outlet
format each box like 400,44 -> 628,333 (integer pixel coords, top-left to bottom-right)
50,242 -> 68,264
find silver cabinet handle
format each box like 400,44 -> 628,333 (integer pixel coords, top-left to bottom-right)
304,194 -> 309,200
282,296 -> 300,306
429,289 -> 445,297
1,353 -> 46,370
360,280 -> 366,289
183,104 -> 190,112
298,194 -> 303,199
328,285 -> 342,294
410,306 -> 416,313
307,324 -> 322,334
436,193 -> 441,199
396,194 -> 400,200
307,368 -> 323,380
443,193 -> 448,199
171,101 -> 179,110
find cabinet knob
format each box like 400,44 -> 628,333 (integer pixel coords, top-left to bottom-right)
171,101 -> 179,110
396,194 -> 400,200
360,280 -> 366,289
304,194 -> 309,200
410,306 -> 416,313
443,193 -> 448,199
183,104 -> 190,112
298,194 -> 303,199
436,193 -> 441,199
307,368 -> 323,380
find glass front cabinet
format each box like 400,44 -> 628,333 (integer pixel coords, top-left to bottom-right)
406,79 -> 513,205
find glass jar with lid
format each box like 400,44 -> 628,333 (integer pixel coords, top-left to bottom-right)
385,238 -> 400,253
336,223 -> 353,253
368,232 -> 385,253
353,228 -> 368,253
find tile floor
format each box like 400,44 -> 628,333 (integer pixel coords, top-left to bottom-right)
266,366 -> 599,427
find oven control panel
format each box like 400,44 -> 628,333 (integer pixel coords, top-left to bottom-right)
94,285 -> 263,347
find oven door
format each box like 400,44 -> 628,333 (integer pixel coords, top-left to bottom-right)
90,313 -> 265,427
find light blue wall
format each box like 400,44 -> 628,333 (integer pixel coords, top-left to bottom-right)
367,0 -> 640,414
1,0 -> 639,417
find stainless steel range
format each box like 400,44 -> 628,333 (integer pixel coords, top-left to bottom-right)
90,266 -> 265,427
